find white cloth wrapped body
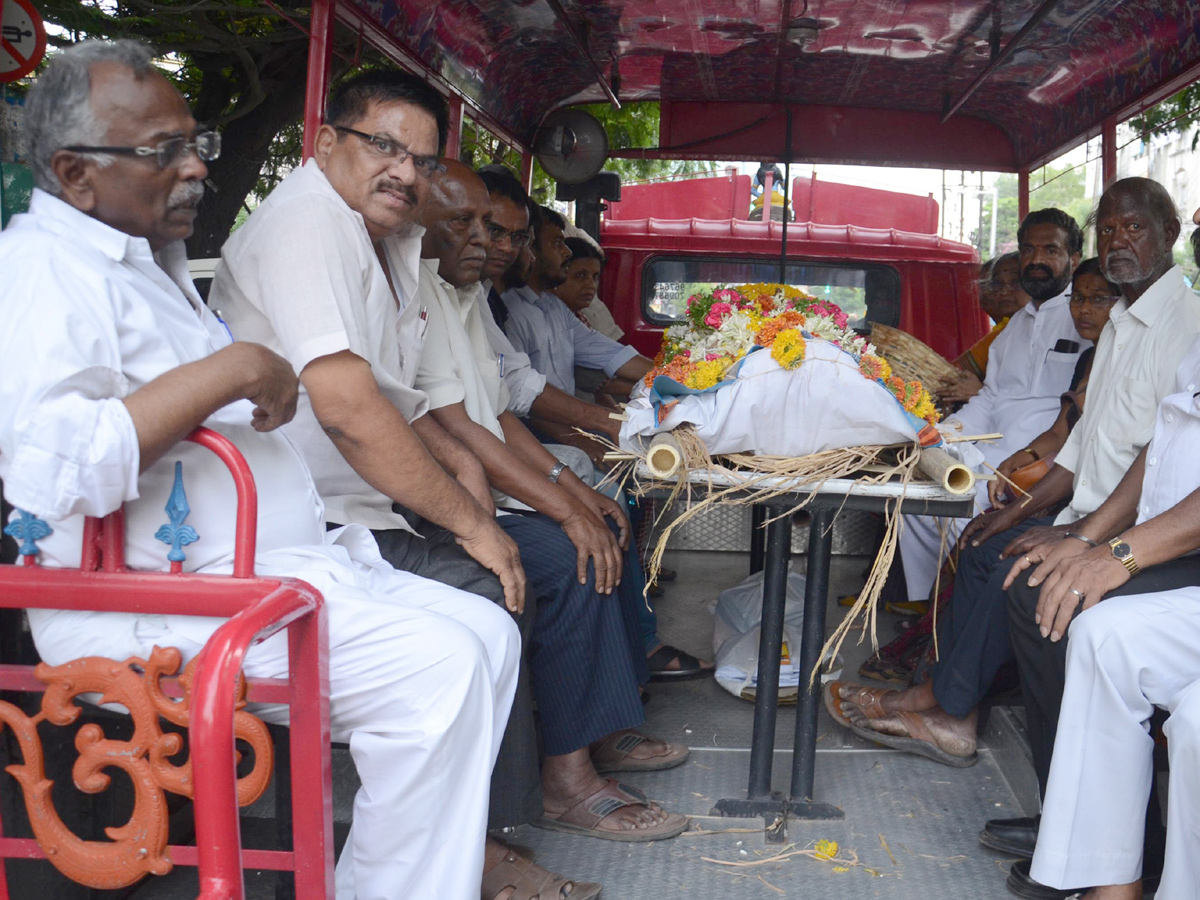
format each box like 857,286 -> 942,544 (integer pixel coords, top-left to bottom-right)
620,340 -> 924,457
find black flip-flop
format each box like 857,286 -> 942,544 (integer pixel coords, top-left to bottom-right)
647,645 -> 713,682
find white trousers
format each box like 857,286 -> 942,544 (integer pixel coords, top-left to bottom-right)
898,504 -> 975,602
29,528 -> 520,900
1031,589 -> 1200,900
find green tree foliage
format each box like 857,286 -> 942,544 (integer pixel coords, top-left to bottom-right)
976,164 -> 1095,259
1130,84 -> 1200,151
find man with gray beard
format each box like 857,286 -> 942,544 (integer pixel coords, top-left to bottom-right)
978,177 -> 1200,898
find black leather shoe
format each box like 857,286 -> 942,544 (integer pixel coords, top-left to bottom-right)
981,815 -> 1039,858
1006,859 -> 1086,900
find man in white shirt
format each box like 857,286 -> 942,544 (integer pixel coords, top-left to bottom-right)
416,160 -> 691,843
0,41 -> 518,900
211,71 -> 602,899
898,209 -> 1088,607
502,205 -> 654,396
992,180 -> 1200,896
830,209 -> 1085,764
1001,333 -> 1200,900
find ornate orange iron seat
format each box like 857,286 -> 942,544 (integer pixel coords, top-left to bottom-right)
0,427 -> 333,900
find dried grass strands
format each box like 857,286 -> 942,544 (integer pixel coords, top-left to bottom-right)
811,442 -> 920,686
639,443 -> 897,602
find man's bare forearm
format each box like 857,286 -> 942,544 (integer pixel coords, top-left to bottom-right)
411,413 -> 484,479
431,404 -> 579,521
303,354 -> 489,537
529,384 -> 621,441
123,343 -> 294,472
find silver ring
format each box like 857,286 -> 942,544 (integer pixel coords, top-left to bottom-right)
1069,588 -> 1085,598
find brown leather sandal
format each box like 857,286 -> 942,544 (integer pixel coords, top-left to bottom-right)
482,851 -> 602,900
536,779 -> 689,842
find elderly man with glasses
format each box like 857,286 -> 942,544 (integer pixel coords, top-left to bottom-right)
0,41 -> 521,900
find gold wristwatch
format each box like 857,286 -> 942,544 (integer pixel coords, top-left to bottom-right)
1108,537 -> 1139,576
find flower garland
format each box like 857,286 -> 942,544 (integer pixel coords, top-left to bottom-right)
645,283 -> 939,425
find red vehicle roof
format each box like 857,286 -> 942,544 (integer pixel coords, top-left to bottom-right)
600,216 -> 977,264
340,1 -> 1200,171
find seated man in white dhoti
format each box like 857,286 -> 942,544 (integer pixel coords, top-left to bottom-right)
0,41 -> 519,900
897,208 -> 1087,610
1001,329 -> 1200,900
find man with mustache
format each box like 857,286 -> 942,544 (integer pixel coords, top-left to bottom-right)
212,70 -> 601,899
415,160 -> 691,848
830,209 -> 1086,765
0,42 -> 520,900
990,178 -> 1200,899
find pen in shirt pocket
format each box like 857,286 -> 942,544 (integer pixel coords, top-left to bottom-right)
498,353 -> 506,377
213,310 -> 235,343
418,305 -> 429,339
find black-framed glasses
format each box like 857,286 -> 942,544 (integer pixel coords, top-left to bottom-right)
333,126 -> 445,176
63,131 -> 221,169
486,221 -> 531,247
1069,293 -> 1121,308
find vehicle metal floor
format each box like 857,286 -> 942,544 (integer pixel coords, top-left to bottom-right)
125,550 -> 1037,899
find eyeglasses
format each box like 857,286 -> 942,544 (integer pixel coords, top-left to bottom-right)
486,222 -> 531,247
334,126 -> 445,176
1069,293 -> 1121,308
63,131 -> 221,169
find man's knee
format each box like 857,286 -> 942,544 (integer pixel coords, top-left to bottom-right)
1006,570 -> 1040,620
1166,682 -> 1200,747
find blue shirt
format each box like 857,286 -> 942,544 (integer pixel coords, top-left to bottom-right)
500,285 -> 638,394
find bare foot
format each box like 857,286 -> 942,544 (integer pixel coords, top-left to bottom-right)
542,748 -> 671,832
837,679 -> 938,716
844,702 -> 977,757
1082,882 -> 1142,900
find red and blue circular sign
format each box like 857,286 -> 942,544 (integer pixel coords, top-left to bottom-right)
1,0 -> 47,83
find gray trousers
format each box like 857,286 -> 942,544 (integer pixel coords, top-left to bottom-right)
368,526 -> 542,831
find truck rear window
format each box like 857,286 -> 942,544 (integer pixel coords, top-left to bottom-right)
642,258 -> 901,330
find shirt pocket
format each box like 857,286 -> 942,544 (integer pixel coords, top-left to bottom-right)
1036,349 -> 1081,395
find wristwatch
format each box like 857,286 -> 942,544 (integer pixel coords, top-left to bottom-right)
1108,536 -> 1140,575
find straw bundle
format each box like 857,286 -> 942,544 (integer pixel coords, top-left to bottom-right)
869,323 -> 960,400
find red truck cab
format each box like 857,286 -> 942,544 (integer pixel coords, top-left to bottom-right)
597,172 -> 988,361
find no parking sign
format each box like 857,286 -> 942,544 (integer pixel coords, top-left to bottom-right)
1,0 -> 46,83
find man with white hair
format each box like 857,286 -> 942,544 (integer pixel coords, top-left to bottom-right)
0,40 -> 518,900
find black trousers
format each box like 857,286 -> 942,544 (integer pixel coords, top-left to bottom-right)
927,516 -> 1053,716
368,526 -> 543,831
1007,554 -> 1200,880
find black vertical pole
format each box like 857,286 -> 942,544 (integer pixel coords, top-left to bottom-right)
749,504 -> 767,574
791,506 -> 833,800
746,507 -> 793,799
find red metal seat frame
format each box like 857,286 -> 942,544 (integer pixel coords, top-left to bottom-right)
0,427 -> 334,900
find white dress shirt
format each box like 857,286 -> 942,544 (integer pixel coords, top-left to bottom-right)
950,288 -> 1088,465
416,266 -> 531,510
479,280 -> 547,417
211,160 -> 428,531
1135,335 -> 1200,524
1055,266 -> 1200,524
0,189 -> 520,900
0,190 -> 337,638
501,285 -> 638,394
